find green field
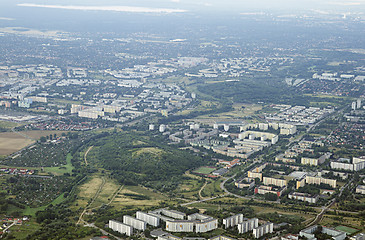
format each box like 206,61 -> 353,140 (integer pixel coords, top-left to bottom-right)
0,120 -> 23,130
193,166 -> 216,175
335,226 -> 359,235
201,179 -> 224,198
42,153 -> 74,175
24,193 -> 66,216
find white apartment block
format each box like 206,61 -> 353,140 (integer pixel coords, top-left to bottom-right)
223,214 -> 244,229
136,211 -> 160,227
253,222 -> 274,238
263,177 -> 287,187
237,218 -> 259,234
123,215 -> 147,231
109,220 -> 133,236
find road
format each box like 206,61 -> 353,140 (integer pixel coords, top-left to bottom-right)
305,178 -> 352,227
181,193 -> 229,206
1,220 -> 17,237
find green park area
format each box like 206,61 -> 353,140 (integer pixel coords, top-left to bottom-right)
192,166 -> 216,175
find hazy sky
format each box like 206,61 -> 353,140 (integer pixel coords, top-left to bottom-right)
2,0 -> 365,12
1,0 -> 365,33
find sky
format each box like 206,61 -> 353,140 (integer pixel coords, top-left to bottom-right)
1,0 -> 365,13
0,0 -> 364,33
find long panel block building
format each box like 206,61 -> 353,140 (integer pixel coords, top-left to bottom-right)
253,222 -> 274,238
109,220 -> 133,236
238,218 -> 259,234
136,211 -> 160,227
223,214 -> 244,229
195,218 -> 219,233
123,215 -> 147,231
166,220 -> 194,232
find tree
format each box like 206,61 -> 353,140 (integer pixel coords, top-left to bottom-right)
264,193 -> 278,201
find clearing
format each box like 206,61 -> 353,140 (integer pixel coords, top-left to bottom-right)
0,130 -> 69,156
193,166 -> 216,175
0,132 -> 34,155
111,185 -> 168,210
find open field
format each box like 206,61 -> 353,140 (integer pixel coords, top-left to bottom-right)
176,100 -> 221,116
73,175 -> 104,210
201,179 -> 224,198
192,166 -> 216,175
89,178 -> 121,209
23,193 -> 66,216
0,132 -> 34,155
43,153 -> 74,176
320,215 -> 364,231
197,103 -> 263,120
175,177 -> 204,200
335,225 -> 359,235
51,98 -> 82,105
0,130 -> 69,156
8,219 -> 40,239
0,120 -> 23,130
132,147 -> 165,157
22,130 -> 68,139
111,185 -> 168,210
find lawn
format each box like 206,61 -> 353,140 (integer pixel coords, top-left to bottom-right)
0,120 -> 23,130
335,225 -> 359,235
23,193 -> 66,216
43,153 -> 74,175
111,185 -> 168,210
193,166 -> 216,175
201,179 -> 224,198
320,215 -> 364,231
175,178 -> 204,200
8,219 -> 40,239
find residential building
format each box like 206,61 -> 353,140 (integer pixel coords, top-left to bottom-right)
136,211 -> 160,227
288,192 -> 318,203
263,177 -> 287,187
223,214 -> 244,229
123,215 -> 147,231
253,222 -> 273,238
356,185 -> 365,194
109,220 -> 133,236
254,185 -> 286,197
306,175 -> 336,188
237,218 -> 259,234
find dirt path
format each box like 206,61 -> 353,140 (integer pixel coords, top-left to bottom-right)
84,146 -> 93,166
198,180 -> 208,199
77,176 -> 105,225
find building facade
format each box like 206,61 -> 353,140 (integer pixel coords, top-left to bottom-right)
237,218 -> 259,234
109,220 -> 133,236
123,215 -> 147,231
253,222 -> 274,238
136,211 -> 160,227
223,214 -> 244,229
